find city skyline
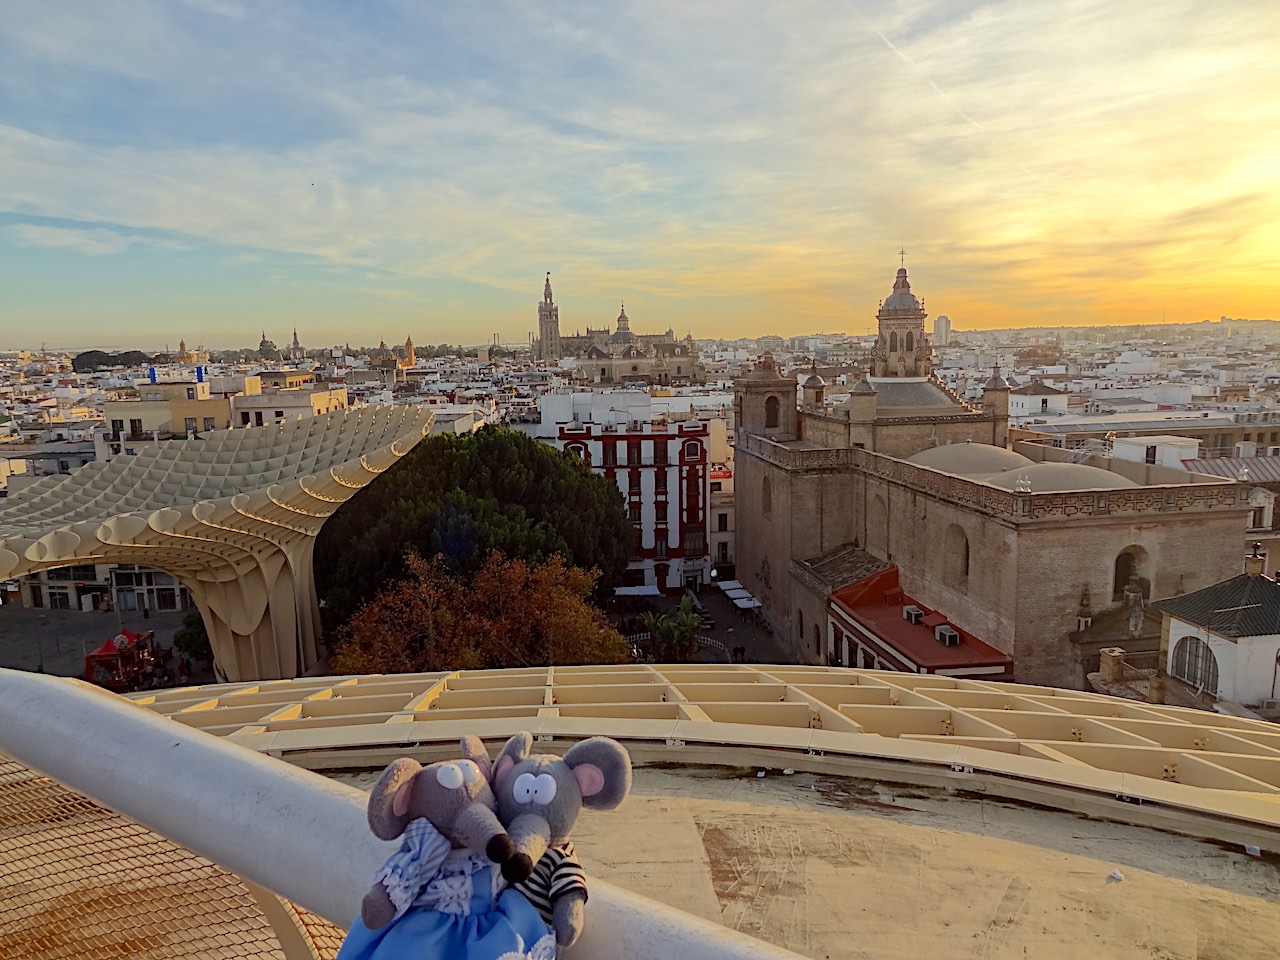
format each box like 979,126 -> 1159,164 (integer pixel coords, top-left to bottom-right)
2,1 -> 1278,348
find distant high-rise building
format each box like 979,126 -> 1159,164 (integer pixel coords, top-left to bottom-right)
537,272 -> 561,361
934,314 -> 952,347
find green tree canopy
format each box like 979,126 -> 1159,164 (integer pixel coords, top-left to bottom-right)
314,426 -> 633,628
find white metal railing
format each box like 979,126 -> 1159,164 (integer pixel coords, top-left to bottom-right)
0,668 -> 806,960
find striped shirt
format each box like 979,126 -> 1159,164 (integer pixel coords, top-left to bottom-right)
513,842 -> 587,923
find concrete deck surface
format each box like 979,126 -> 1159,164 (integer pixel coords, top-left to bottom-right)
340,764 -> 1280,959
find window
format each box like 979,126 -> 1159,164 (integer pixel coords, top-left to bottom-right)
565,443 -> 586,459
254,412 -> 264,426
1144,445 -> 1157,465
683,529 -> 704,555
717,541 -> 729,563
629,472 -> 641,495
655,539 -> 667,560
1040,398 -> 1049,412
603,443 -> 617,466
203,417 -> 216,431
629,503 -> 641,523
683,440 -> 701,460
1172,636 -> 1219,694
717,513 -> 728,532
275,410 -> 285,420
889,331 -> 898,353
655,471 -> 667,492
110,419 -> 124,437
186,388 -> 196,400
905,331 -> 913,352
765,395 -> 780,429
129,418 -> 143,436
1251,506 -> 1267,529
184,417 -> 197,434
241,412 -> 251,426
654,443 -> 668,465
711,481 -> 722,492
656,502 -> 668,523
628,441 -> 641,465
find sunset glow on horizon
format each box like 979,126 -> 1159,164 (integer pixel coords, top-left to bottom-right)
2,1 -> 1278,350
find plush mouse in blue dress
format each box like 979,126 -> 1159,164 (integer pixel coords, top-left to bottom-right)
337,736 -> 554,960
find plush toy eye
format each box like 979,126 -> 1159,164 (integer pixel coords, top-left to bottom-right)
435,763 -> 465,790
459,760 -> 481,784
530,773 -> 557,805
512,772 -> 538,803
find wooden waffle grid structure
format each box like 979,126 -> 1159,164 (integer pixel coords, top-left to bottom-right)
0,406 -> 434,682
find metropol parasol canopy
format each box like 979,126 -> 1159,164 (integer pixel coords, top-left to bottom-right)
0,406 -> 434,682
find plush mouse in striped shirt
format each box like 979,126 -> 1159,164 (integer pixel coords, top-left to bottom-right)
490,732 -> 632,947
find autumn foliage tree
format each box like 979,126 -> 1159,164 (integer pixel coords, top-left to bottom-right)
329,550 -> 629,675
314,427 -> 633,630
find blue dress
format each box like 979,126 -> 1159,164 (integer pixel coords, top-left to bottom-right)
338,819 -> 555,960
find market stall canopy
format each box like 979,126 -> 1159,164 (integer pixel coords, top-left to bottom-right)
716,580 -> 744,592
733,597 -> 763,609
725,588 -> 753,600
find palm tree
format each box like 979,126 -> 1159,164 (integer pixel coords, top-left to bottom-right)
642,596 -> 701,662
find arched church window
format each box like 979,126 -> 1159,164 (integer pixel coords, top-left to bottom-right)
945,524 -> 969,587
765,395 -> 780,429
906,331 -> 914,352
762,476 -> 772,516
683,440 -> 701,460
889,331 -> 898,353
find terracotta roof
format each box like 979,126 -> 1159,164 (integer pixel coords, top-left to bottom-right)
1152,573 -> 1280,639
1010,379 -> 1065,396
795,543 -> 890,592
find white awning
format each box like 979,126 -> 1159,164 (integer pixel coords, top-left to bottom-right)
614,585 -> 662,597
716,580 -> 744,592
733,597 -> 763,609
724,588 -> 753,600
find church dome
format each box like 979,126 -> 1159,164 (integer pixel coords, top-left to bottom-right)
906,443 -> 1033,475
984,462 -> 1139,492
984,369 -> 1011,390
851,377 -> 877,395
803,372 -> 826,388
879,268 -> 924,316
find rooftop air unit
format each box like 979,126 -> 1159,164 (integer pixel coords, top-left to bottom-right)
902,605 -> 925,625
935,625 -> 960,647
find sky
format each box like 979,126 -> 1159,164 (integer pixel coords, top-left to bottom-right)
2,1 -> 1278,351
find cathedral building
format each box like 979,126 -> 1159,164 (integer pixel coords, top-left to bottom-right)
734,264 -> 1250,689
534,274 -> 705,385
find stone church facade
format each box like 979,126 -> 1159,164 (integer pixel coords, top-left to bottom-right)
734,266 -> 1249,688
534,274 -> 705,385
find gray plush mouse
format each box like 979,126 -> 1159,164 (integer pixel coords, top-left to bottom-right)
491,731 -> 632,947
359,735 -> 525,930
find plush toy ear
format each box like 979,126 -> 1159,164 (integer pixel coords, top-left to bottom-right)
572,763 -> 605,798
392,779 -> 415,818
494,731 -> 533,786
563,737 -> 632,810
367,757 -> 423,840
460,735 -> 493,782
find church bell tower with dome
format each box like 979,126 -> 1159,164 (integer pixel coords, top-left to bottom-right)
871,265 -> 931,378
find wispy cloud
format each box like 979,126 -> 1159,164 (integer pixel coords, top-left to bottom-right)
1,0 -> 1278,344
11,223 -> 134,256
